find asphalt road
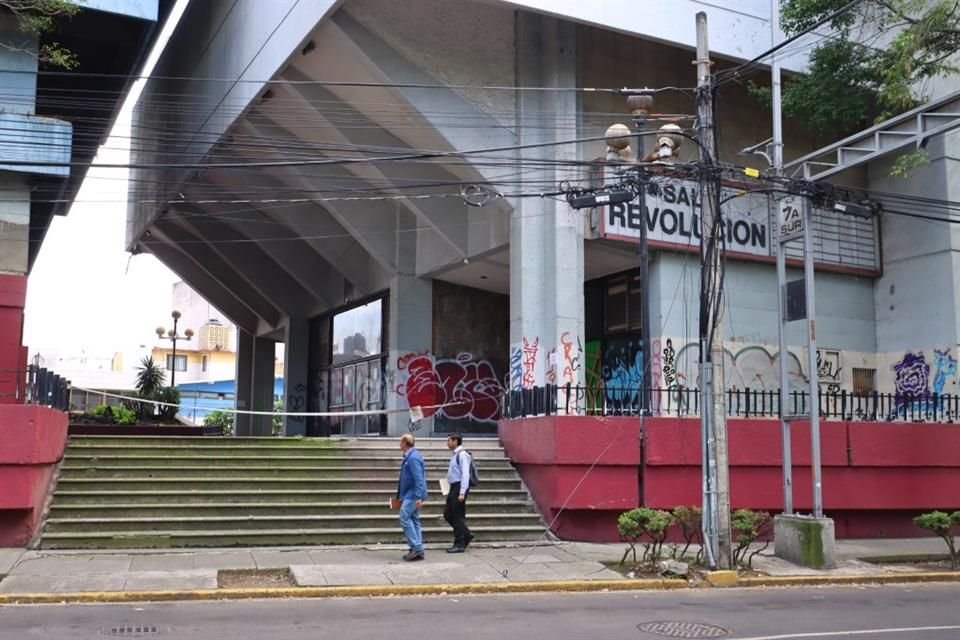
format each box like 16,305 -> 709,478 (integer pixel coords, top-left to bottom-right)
1,585 -> 959,640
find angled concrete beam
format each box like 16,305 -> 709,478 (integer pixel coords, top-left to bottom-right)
265,76 -> 469,258
235,118 -> 400,272
143,235 -> 260,333
183,199 -> 346,310
170,207 -> 320,317
200,163 -> 386,294
152,219 -> 283,328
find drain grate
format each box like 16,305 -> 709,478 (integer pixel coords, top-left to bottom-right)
638,621 -> 729,638
100,626 -> 166,637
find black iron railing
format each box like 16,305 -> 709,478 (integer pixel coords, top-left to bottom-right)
0,366 -> 70,411
502,385 -> 960,423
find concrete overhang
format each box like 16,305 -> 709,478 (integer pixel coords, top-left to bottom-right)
27,0 -> 175,270
486,0 -> 807,71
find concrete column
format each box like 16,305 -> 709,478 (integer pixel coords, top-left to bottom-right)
283,317 -> 309,436
0,176 -> 30,276
251,336 -> 276,436
234,329 -> 253,436
510,13 -> 585,396
387,274 -> 432,436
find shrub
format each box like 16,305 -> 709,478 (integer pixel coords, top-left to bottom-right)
204,410 -> 234,436
155,386 -> 180,422
113,405 -> 137,425
618,507 -> 672,567
672,506 -> 703,563
914,510 -> 960,570
89,404 -> 136,425
731,509 -> 772,568
272,399 -> 284,437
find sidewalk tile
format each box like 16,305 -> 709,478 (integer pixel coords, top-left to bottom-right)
0,549 -> 24,575
444,566 -> 509,584
123,570 -> 217,591
499,563 -> 562,582
192,552 -> 257,570
382,563 -> 459,585
509,553 -> 564,564
316,565 -> 392,587
10,556 -> 133,576
251,550 -> 314,568
56,573 -> 128,593
289,565 -> 328,587
548,561 -> 624,580
129,554 -> 196,572
0,575 -> 61,593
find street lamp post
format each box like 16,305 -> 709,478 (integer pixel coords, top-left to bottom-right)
156,310 -> 193,387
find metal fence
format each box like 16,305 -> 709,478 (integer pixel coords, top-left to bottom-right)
502,385 -> 960,423
0,366 -> 70,411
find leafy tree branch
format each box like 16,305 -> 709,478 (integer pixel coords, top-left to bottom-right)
0,0 -> 79,69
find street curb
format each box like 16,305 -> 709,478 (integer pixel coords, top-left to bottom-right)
1,572 -> 959,604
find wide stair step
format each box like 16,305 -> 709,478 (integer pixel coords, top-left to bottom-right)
40,436 -> 547,549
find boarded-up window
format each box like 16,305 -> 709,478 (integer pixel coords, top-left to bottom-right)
852,368 -> 876,396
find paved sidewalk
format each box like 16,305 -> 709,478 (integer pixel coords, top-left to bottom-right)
0,538 -> 950,595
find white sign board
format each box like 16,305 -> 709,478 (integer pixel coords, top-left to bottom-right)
599,179 -> 772,258
777,196 -> 804,241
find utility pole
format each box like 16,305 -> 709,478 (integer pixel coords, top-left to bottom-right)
771,0 -> 794,516
695,11 -> 732,570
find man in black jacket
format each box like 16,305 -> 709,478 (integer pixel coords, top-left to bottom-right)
444,433 -> 474,553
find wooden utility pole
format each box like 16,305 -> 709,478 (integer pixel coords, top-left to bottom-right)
695,10 -> 732,570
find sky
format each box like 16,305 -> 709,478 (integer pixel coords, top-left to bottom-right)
22,0 -> 189,360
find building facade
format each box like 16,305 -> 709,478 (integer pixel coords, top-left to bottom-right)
125,0 -> 960,438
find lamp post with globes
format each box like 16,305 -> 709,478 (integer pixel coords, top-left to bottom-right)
155,310 -> 193,387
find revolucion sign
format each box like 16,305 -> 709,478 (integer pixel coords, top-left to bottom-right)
601,180 -> 771,258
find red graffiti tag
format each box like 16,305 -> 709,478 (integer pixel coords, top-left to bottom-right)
522,337 -> 539,389
396,352 -> 504,423
560,331 -> 581,385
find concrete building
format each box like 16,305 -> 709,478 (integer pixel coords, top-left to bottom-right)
151,280 -> 284,386
0,0 -> 170,405
124,0 -> 959,441
0,0 -> 171,547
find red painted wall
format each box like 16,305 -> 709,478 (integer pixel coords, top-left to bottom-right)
501,415 -> 960,542
0,404 -> 68,546
499,416 -> 641,541
0,274 -> 27,405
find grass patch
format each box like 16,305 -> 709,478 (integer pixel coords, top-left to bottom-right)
218,568 -> 296,589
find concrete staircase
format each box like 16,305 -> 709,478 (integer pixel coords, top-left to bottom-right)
40,436 -> 547,549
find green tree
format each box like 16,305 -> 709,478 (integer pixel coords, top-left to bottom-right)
155,386 -> 180,422
914,510 -> 960,569
0,0 -> 80,68
135,356 -> 166,397
204,410 -> 234,436
769,0 -> 960,135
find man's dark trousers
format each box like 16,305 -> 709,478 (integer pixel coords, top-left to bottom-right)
444,482 -> 472,547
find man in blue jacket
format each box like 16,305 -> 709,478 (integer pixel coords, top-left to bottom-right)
396,432 -> 427,561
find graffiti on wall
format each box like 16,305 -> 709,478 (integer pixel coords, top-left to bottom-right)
521,337 -> 539,389
602,336 -> 644,411
888,349 -> 958,419
509,345 -> 523,391
560,331 -> 583,386
546,347 -> 558,385
817,349 -> 842,394
662,339 -> 677,390
673,342 -> 808,392
585,340 -> 603,409
396,352 -> 504,423
651,338 -> 662,389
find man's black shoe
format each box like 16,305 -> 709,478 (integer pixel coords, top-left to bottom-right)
446,546 -> 465,554
464,533 -> 475,548
403,550 -> 425,562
